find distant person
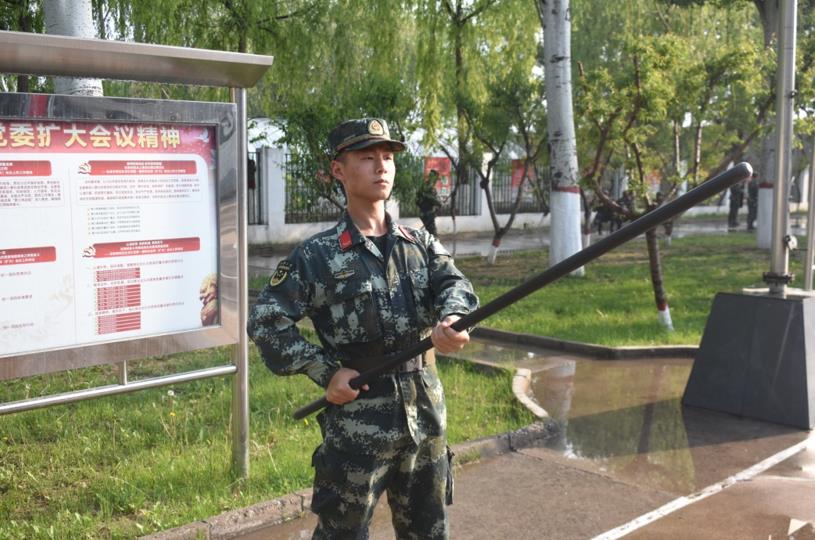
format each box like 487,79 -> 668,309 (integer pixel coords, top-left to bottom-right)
417,169 -> 443,236
746,173 -> 758,231
592,202 -> 621,235
728,180 -> 744,229
247,157 -> 257,190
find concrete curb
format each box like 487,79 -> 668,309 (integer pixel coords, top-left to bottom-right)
141,422 -> 558,540
472,327 -> 697,359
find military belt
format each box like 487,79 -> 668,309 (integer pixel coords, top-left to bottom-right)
342,350 -> 435,375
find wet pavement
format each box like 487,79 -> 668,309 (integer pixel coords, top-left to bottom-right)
231,338 -> 814,539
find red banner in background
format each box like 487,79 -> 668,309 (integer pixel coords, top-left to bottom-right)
511,159 -> 536,187
424,157 -> 453,201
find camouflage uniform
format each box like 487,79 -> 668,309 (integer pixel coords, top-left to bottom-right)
248,210 -> 478,539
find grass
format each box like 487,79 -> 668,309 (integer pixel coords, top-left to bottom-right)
0,347 -> 532,539
1,230 -> 803,538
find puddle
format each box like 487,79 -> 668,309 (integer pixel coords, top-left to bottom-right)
452,339 -> 807,496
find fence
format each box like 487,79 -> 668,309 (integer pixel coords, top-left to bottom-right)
276,154 -> 545,225
491,163 -> 549,214
284,153 -> 344,224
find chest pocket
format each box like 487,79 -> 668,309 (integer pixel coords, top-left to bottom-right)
327,278 -> 382,345
408,267 -> 435,327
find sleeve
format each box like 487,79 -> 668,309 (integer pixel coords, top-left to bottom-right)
247,249 -> 341,388
424,233 -> 479,321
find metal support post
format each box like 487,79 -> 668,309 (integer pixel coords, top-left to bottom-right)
765,0 -> 797,297
116,360 -> 128,385
231,87 -> 250,479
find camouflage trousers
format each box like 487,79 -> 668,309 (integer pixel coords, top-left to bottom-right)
310,434 -> 453,540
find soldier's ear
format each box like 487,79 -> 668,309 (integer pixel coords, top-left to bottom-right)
331,159 -> 345,182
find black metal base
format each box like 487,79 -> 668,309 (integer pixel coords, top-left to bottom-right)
682,292 -> 815,430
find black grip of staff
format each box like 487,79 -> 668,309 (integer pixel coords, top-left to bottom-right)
292,162 -> 753,420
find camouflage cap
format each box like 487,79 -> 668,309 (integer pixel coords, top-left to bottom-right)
328,118 -> 406,158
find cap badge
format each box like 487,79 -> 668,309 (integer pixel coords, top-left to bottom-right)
368,120 -> 385,136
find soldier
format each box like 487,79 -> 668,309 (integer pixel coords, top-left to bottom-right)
417,169 -> 442,236
728,180 -> 745,229
747,173 -> 758,231
248,118 -> 478,539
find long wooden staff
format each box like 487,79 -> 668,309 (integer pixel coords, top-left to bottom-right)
293,162 -> 753,419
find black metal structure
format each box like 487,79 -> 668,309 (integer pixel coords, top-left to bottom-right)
683,293 -> 815,429
293,162 -> 754,420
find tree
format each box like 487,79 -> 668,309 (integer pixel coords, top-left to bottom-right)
537,0 -> 583,275
0,0 -> 44,92
415,0 -> 501,241
468,66 -> 548,264
44,0 -> 102,96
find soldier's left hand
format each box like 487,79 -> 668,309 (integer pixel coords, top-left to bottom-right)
431,315 -> 470,354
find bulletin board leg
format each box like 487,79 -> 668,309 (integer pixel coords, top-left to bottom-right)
231,87 -> 250,479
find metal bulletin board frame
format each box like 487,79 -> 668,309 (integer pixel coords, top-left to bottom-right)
0,30 -> 273,478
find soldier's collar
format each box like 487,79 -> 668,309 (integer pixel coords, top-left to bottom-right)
337,212 -> 367,251
337,211 -> 415,251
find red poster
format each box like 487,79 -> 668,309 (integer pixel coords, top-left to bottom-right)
1,117 -> 220,358
511,159 -> 536,188
424,157 -> 453,201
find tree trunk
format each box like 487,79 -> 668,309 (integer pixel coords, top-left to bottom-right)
487,236 -> 502,265
15,2 -> 34,92
44,0 -> 103,96
645,228 -> 674,331
539,0 -> 583,275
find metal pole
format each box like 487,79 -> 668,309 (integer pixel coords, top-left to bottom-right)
116,360 -> 128,385
805,133 -> 815,290
766,0 -> 797,297
0,365 -> 237,415
231,87 -> 250,479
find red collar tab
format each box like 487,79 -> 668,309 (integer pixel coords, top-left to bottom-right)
398,225 -> 416,243
339,230 -> 353,250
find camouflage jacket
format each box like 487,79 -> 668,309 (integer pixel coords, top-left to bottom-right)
247,211 -> 478,450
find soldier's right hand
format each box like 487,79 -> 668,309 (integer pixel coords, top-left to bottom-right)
325,368 -> 369,405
